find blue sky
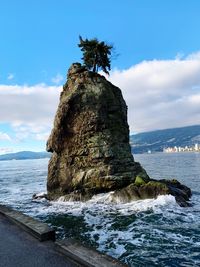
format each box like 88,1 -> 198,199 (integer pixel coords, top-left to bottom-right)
1,0 -> 200,153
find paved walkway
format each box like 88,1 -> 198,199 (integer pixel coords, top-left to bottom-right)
0,214 -> 78,267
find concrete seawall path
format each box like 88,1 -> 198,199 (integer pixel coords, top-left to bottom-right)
0,205 -> 126,267
0,213 -> 78,267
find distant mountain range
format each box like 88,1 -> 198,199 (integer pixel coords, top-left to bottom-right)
0,125 -> 200,160
130,125 -> 200,154
0,151 -> 51,161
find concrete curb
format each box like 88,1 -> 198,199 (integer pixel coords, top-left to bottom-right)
55,239 -> 127,267
0,204 -> 127,266
0,204 -> 55,241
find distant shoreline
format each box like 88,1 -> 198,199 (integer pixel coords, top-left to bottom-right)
0,150 -> 199,161
0,151 -> 51,161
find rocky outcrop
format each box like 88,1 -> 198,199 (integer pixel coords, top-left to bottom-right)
46,63 -> 191,206
111,178 -> 192,207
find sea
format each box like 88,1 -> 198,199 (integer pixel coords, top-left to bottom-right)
0,152 -> 199,267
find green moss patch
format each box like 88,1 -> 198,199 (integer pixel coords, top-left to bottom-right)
134,175 -> 147,186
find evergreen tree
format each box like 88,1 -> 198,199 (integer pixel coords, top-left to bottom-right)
78,36 -> 113,75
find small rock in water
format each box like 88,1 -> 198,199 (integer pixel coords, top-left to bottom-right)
32,192 -> 47,200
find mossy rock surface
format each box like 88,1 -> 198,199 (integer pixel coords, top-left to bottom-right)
110,178 -> 191,207
134,176 -> 147,186
47,63 -> 145,198
46,63 -> 192,207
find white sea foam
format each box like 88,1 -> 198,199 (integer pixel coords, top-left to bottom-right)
0,156 -> 199,266
28,193 -> 178,218
34,192 -> 46,197
27,193 -> 196,261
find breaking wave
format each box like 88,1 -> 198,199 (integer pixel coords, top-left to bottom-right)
0,154 -> 200,266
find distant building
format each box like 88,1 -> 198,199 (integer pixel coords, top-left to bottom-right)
163,143 -> 200,153
195,143 -> 199,151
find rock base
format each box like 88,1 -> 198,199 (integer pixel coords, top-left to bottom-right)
47,176 -> 192,207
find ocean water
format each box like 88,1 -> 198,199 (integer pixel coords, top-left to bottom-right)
0,153 -> 200,267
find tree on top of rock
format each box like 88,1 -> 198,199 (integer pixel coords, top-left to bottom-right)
78,36 -> 113,75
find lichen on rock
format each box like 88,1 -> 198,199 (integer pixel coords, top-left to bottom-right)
46,63 -> 191,207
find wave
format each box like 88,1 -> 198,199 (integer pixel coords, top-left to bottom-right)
27,193 -> 178,220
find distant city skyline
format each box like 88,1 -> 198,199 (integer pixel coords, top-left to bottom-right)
164,143 -> 200,153
1,0 -> 200,153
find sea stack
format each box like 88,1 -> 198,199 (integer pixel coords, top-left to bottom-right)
46,63 -> 191,206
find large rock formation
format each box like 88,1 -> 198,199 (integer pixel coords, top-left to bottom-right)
46,63 -> 191,206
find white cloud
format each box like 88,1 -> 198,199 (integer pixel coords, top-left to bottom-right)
108,53 -> 200,132
0,84 -> 61,125
0,132 -> 11,141
7,73 -> 15,80
0,147 -> 13,155
35,132 -> 50,141
0,84 -> 61,141
51,73 -> 63,84
0,51 -> 200,140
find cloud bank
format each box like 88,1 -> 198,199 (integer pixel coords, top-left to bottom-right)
109,53 -> 200,132
0,84 -> 61,141
0,132 -> 11,141
0,52 -> 200,144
